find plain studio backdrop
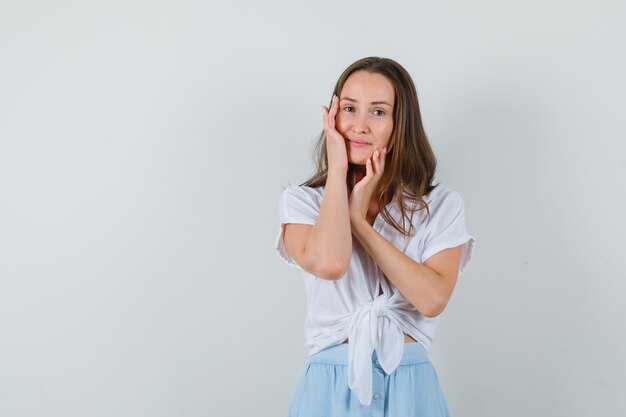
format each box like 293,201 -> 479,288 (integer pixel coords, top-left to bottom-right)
1,1 -> 625,416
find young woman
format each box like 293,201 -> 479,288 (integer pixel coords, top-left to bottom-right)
275,56 -> 476,417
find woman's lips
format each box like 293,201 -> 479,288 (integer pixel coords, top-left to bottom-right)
348,139 -> 371,147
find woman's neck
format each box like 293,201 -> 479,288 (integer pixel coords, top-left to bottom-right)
348,168 -> 394,209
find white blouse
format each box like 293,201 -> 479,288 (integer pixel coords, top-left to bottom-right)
274,183 -> 476,406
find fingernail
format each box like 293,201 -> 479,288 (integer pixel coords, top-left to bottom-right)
383,146 -> 387,154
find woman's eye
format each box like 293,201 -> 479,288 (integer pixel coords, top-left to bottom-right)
342,106 -> 385,116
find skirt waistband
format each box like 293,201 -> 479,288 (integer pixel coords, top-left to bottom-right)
309,342 -> 430,366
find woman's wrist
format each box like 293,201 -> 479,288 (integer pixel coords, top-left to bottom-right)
327,166 -> 348,180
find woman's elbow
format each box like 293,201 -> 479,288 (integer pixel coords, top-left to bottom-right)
421,299 -> 448,318
313,258 -> 349,280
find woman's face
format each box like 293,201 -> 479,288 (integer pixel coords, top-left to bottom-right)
336,70 -> 395,166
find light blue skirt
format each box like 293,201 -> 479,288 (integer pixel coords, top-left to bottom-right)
287,342 -> 451,417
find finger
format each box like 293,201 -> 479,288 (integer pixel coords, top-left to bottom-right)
329,95 -> 338,130
371,149 -> 380,175
329,94 -> 338,116
322,105 -> 330,132
380,146 -> 387,171
365,157 -> 373,178
328,96 -> 336,131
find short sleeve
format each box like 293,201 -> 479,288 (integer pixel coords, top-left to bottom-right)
420,189 -> 476,277
274,185 -> 320,268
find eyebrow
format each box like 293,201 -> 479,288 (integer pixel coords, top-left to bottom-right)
340,96 -> 393,107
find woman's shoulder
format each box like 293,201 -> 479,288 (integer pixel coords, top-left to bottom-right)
397,183 -> 464,226
279,182 -> 325,205
424,183 -> 463,203
420,184 -> 466,222
394,183 -> 459,206
281,182 -> 324,194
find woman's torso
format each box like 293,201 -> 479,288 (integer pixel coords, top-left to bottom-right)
340,193 -> 418,345
341,280 -> 417,343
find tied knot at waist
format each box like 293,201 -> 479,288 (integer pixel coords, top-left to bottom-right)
347,293 -> 406,406
350,292 -> 390,326
371,292 -> 388,318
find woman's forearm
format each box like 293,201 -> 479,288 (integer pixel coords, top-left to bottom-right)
304,169 -> 352,279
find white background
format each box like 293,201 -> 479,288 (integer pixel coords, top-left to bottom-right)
1,1 -> 625,416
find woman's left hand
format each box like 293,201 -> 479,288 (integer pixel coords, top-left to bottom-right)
349,146 -> 387,225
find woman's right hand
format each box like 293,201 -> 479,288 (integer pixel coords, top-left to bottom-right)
322,94 -> 349,174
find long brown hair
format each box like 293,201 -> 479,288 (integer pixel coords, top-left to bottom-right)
301,56 -> 439,237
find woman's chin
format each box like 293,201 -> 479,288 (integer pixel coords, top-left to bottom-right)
347,158 -> 368,167
347,153 -> 369,166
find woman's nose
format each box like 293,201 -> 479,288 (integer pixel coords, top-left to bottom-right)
352,113 -> 368,133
